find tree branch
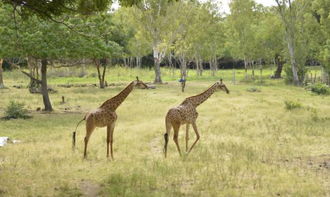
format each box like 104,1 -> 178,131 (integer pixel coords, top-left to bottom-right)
21,71 -> 42,84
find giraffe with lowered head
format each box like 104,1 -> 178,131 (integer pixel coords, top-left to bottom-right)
73,77 -> 148,159
164,79 -> 229,158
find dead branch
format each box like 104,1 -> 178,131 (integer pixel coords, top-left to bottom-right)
21,71 -> 42,84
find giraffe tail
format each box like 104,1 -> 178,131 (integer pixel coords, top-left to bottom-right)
164,116 -> 171,158
72,116 -> 85,150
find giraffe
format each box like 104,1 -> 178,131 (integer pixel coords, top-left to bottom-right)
163,79 -> 229,158
73,77 -> 148,159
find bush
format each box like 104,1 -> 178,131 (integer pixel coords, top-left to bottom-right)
4,101 -> 31,120
307,83 -> 330,95
284,63 -> 307,84
284,100 -> 302,110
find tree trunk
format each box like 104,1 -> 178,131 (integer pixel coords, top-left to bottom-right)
244,58 -> 248,79
276,0 -> 300,85
232,67 -> 236,85
273,54 -> 283,78
251,61 -> 255,79
95,59 -> 107,88
0,59 -> 4,88
210,58 -> 216,77
287,37 -> 300,85
196,58 -> 199,76
123,58 -> 127,67
212,57 -> 217,76
180,55 -> 187,79
196,58 -> 203,76
130,57 -> 134,67
259,59 -> 263,83
136,57 -> 140,68
153,46 -> 163,83
27,56 -> 40,93
102,60 -> 107,87
40,59 -> 53,111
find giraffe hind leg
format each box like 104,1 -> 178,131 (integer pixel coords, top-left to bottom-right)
84,118 -> 95,159
185,124 -> 189,152
173,123 -> 182,156
164,116 -> 172,158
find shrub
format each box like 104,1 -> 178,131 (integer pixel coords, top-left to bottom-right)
4,101 -> 31,120
284,63 -> 307,84
307,83 -> 330,95
284,100 -> 302,110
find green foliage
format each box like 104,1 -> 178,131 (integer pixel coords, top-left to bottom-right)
284,100 -> 302,110
308,83 -> 330,95
284,63 -> 307,84
1,0 -> 140,18
4,101 -> 30,120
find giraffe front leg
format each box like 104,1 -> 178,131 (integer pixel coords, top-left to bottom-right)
185,124 -> 190,152
188,122 -> 200,154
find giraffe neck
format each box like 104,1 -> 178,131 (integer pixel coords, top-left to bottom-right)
101,81 -> 135,111
183,83 -> 218,107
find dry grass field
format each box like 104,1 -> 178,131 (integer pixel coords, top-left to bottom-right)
0,67 -> 329,196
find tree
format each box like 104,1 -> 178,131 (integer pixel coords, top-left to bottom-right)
113,7 -> 151,68
1,0 -> 139,18
311,0 -> 330,84
167,1 -> 198,79
131,0 -> 175,83
228,0 -> 257,79
72,13 -> 123,88
0,59 -> 3,88
275,0 -> 309,85
0,3 -> 19,88
17,16 -> 74,111
253,7 -> 285,78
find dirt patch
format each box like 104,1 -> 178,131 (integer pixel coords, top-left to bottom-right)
292,154 -> 330,193
79,180 -> 101,197
305,154 -> 330,171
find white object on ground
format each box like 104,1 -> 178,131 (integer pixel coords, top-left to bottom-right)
12,140 -> 21,144
0,137 -> 21,147
0,137 -> 9,147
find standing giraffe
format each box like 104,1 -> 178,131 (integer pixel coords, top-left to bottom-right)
73,77 -> 148,159
164,79 -> 229,158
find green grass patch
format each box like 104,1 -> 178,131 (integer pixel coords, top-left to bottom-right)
284,100 -> 302,110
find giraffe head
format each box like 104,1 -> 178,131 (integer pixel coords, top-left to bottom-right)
216,79 -> 230,94
133,76 -> 148,89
